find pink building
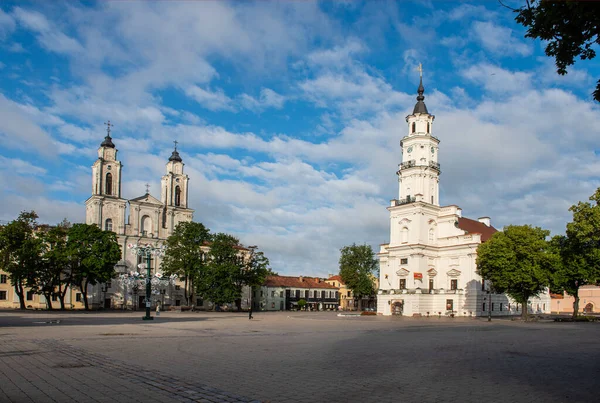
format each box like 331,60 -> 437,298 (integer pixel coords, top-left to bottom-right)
551,285 -> 600,314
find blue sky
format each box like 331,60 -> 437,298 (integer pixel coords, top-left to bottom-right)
1,1 -> 599,276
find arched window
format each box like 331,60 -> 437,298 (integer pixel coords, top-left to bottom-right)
401,227 -> 409,243
175,186 -> 181,207
141,215 -> 151,236
411,122 -> 416,133
427,122 -> 430,133
105,218 -> 113,232
105,173 -> 113,195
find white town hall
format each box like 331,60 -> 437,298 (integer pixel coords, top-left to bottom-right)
376,71 -> 550,317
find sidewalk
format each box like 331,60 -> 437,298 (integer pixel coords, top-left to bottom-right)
0,338 -> 259,403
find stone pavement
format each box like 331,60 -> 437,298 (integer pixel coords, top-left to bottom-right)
1,310 -> 599,403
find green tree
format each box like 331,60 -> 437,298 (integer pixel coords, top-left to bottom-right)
200,234 -> 270,309
514,0 -> 600,102
554,188 -> 600,316
338,243 -> 378,311
297,299 -> 307,311
31,224 -> 69,310
66,224 -> 121,310
161,221 -> 211,306
0,211 -> 43,310
549,235 -> 590,318
476,225 -> 554,319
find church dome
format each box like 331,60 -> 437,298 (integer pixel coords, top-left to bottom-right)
169,149 -> 183,162
101,135 -> 115,148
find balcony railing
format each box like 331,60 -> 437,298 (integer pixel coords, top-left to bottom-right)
398,159 -> 441,173
429,161 -> 441,171
393,196 -> 416,206
400,160 -> 416,169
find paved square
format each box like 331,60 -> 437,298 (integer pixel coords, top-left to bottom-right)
0,311 -> 598,403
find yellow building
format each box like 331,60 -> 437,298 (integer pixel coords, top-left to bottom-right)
0,271 -> 86,310
326,274 -> 379,311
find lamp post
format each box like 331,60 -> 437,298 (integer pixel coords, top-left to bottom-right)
128,242 -> 166,321
101,283 -> 109,309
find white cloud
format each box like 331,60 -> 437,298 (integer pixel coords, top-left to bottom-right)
472,21 -> 532,57
13,7 -> 83,54
185,86 -> 234,112
0,8 -> 15,39
239,88 -> 286,111
0,156 -> 47,175
461,63 -> 533,94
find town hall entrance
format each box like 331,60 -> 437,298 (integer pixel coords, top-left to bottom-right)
391,300 -> 404,316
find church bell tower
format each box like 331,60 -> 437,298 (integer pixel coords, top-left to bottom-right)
161,142 -> 193,234
398,65 -> 440,206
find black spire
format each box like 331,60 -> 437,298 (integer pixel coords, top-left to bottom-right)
169,140 -> 182,162
101,120 -> 115,148
412,76 -> 429,115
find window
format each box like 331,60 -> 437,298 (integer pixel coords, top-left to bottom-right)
399,279 -> 406,289
429,279 -> 434,290
491,303 -> 495,311
271,302 -> 275,308
0,291 -> 6,300
481,280 -> 486,291
175,185 -> 181,207
295,290 -> 300,298
446,299 -> 453,311
51,295 -> 58,302
75,293 -> 82,302
271,291 -> 275,298
175,299 -> 181,306
500,303 -> 503,311
401,227 -> 409,243
427,122 -> 430,133
141,215 -> 151,237
175,285 -> 181,291
105,218 -> 113,232
105,173 -> 113,195
450,280 -> 458,290
411,122 -> 416,133
335,291 -> 339,299
347,291 -> 351,297
305,290 -> 309,299
400,258 -> 408,265
26,291 -> 34,301
260,291 -> 264,297
0,274 -> 7,283
321,291 -> 325,299
482,302 -> 486,312
279,291 -> 283,298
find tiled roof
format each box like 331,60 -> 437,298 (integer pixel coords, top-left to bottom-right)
263,275 -> 338,289
326,275 -> 345,284
457,217 -> 497,242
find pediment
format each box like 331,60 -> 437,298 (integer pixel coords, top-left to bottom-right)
398,218 -> 412,225
396,268 -> 410,277
427,268 -> 437,277
129,194 -> 163,206
447,269 -> 462,277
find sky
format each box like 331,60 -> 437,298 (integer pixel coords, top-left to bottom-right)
0,1 -> 599,277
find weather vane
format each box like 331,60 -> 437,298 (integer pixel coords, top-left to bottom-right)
104,120 -> 113,136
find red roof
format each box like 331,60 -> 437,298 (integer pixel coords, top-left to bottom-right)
457,217 -> 497,242
263,275 -> 338,289
326,275 -> 345,284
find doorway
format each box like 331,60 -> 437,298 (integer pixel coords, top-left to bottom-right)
104,298 -> 111,309
391,300 -> 404,316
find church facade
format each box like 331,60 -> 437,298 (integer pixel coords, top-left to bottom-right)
376,77 -> 551,317
85,127 -> 195,309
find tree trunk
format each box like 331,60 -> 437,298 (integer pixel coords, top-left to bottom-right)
184,277 -> 189,306
44,292 -> 54,310
521,299 -> 529,320
235,298 -> 242,311
80,280 -> 90,311
572,292 -> 580,319
15,283 -> 26,310
357,296 -> 362,312
58,294 -> 66,310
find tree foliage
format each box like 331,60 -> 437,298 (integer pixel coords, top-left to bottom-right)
200,233 -> 270,308
514,0 -> 600,102
476,225 -> 554,319
338,243 -> 378,311
66,223 -> 121,310
0,211 -> 43,309
161,221 -> 211,306
551,188 -> 600,317
31,225 -> 69,310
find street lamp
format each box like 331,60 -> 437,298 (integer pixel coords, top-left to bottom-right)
101,283 -> 109,309
128,242 -> 166,321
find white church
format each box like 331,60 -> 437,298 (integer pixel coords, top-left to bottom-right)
376,74 -> 550,317
85,125 -> 194,309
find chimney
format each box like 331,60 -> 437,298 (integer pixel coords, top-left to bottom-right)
299,276 -> 303,282
316,278 -> 320,283
478,217 -> 491,227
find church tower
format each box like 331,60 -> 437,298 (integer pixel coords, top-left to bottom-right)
85,121 -> 127,234
161,143 -> 193,234
398,66 -> 440,206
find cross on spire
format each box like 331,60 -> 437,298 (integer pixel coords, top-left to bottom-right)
416,63 -> 423,78
173,140 -> 178,151
104,120 -> 113,136
145,183 -> 150,194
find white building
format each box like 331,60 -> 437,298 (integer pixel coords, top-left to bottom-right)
85,127 -> 194,309
376,76 -> 550,317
